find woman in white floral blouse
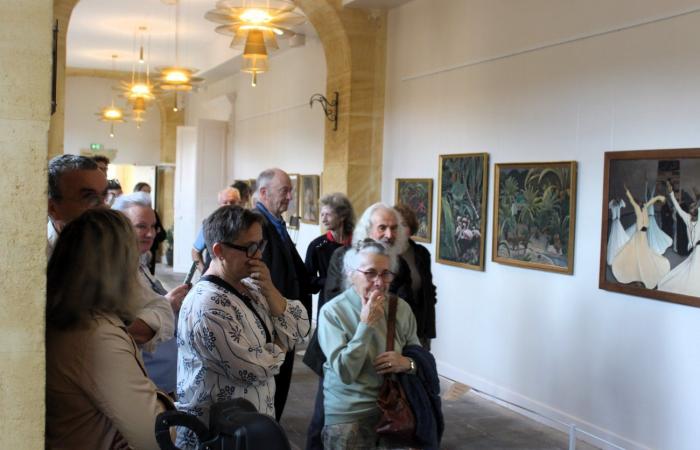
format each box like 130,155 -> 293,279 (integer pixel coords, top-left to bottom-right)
175,205 -> 310,449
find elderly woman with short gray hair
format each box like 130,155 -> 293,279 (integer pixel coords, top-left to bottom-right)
318,238 -> 420,449
113,192 -> 189,394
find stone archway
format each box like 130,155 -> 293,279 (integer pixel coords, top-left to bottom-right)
49,0 -> 388,212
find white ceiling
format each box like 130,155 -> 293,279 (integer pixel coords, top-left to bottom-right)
68,0 -> 250,74
67,0 -> 411,75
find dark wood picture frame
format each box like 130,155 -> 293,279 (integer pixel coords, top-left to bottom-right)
437,153 -> 489,270
492,161 -> 577,274
599,148 -> 700,308
395,178 -> 433,243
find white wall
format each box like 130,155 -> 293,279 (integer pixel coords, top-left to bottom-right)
183,36 -> 327,311
384,1 -> 700,449
64,76 -> 161,165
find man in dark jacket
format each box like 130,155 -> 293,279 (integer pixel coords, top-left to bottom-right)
254,168 -> 312,421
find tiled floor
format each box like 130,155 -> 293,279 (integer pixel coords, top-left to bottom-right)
157,264 -> 599,450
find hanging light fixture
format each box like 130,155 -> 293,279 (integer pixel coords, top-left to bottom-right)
122,26 -> 155,116
96,54 -> 128,138
157,0 -> 203,110
205,0 -> 305,87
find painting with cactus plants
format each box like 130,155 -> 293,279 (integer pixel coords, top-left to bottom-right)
492,161 -> 577,274
437,153 -> 489,270
599,149 -> 700,308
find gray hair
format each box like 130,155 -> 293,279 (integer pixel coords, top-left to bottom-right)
352,202 -> 409,254
255,168 -> 284,196
203,205 -> 266,258
320,192 -> 355,236
48,154 -> 99,200
343,238 -> 398,286
111,191 -> 152,212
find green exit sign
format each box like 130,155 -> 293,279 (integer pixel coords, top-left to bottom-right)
90,143 -> 103,151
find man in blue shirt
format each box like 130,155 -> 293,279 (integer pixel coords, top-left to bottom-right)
254,168 -> 312,421
191,187 -> 241,273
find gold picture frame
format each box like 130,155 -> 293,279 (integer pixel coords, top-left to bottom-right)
436,153 -> 489,270
300,175 -> 321,224
492,161 -> 577,274
395,178 -> 433,243
283,173 -> 300,229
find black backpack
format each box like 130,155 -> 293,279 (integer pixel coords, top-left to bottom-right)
155,398 -> 291,450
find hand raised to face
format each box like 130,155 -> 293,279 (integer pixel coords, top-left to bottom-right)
360,289 -> 385,326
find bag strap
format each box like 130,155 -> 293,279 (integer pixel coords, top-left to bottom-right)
385,295 -> 398,352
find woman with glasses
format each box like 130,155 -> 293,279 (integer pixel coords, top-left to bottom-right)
113,192 -> 189,395
318,238 -> 420,449
175,205 -> 310,450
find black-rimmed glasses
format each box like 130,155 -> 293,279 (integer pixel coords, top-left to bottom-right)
220,240 -> 268,258
355,269 -> 395,283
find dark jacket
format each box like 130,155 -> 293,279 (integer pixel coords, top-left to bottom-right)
256,207 -> 312,317
399,345 -> 444,450
304,234 -> 343,311
406,239 -> 438,339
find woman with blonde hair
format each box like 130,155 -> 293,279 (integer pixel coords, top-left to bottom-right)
46,209 -> 172,450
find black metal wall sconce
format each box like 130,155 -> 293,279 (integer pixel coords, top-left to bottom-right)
309,91 -> 338,131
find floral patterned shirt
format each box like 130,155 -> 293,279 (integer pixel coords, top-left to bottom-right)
175,276 -> 309,449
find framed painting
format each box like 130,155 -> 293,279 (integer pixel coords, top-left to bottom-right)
283,173 -> 300,229
599,148 -> 700,308
437,153 -> 489,270
395,178 -> 433,243
300,175 -> 320,224
492,161 -> 577,274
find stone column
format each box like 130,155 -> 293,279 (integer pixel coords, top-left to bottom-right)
0,0 -> 52,447
296,0 -> 388,213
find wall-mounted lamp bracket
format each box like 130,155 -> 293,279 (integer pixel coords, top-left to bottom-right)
309,91 -> 339,131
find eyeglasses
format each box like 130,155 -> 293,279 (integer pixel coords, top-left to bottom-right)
220,240 -> 268,258
355,269 -> 395,283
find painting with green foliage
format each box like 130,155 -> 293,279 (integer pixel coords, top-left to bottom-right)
437,153 -> 489,270
492,161 -> 577,274
396,178 -> 433,242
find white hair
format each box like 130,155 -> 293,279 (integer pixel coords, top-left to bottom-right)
111,191 -> 152,212
342,238 -> 398,288
352,202 -> 409,255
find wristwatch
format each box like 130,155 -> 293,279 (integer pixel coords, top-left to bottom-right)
406,357 -> 417,375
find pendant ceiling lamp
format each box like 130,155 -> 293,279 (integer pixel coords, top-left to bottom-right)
121,26 -> 155,117
157,0 -> 203,110
205,0 -> 305,86
96,55 -> 128,138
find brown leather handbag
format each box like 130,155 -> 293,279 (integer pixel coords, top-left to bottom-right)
375,295 -> 418,446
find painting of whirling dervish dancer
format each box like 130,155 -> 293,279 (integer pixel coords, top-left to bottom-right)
599,149 -> 700,308
611,187 -> 670,288
607,199 -> 630,265
657,180 -> 700,297
624,183 -> 672,255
